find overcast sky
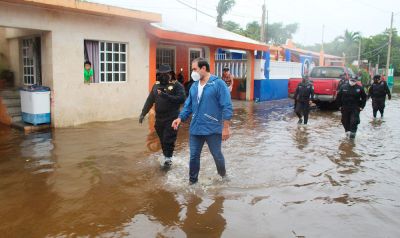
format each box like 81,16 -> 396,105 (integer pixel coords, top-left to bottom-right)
92,0 -> 400,46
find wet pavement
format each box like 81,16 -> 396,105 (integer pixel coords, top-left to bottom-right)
1,92 -> 399,238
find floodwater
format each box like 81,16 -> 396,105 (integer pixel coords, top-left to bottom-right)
1,92 -> 399,238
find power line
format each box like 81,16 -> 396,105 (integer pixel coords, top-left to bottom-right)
175,0 -> 216,19
343,42 -> 388,59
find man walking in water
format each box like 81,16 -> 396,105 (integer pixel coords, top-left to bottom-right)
368,74 -> 391,119
337,76 -> 367,139
294,75 -> 314,125
172,58 -> 233,185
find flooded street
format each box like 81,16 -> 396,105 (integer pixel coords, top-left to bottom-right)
1,92 -> 400,238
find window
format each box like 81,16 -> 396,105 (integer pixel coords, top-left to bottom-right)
99,41 -> 127,83
310,67 -> 345,79
156,48 -> 175,71
22,39 -> 36,85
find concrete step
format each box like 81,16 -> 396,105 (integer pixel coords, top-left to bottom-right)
7,106 -> 21,115
0,89 -> 20,99
2,98 -> 21,107
11,120 -> 51,133
11,115 -> 22,122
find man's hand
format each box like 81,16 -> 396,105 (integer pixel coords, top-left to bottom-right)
171,118 -> 181,130
139,114 -> 145,124
157,89 -> 162,95
222,121 -> 231,141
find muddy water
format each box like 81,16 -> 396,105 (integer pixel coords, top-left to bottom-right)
0,93 -> 399,238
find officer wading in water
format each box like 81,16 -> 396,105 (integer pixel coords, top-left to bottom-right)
139,64 -> 186,167
337,76 -> 367,139
368,74 -> 391,119
294,75 -> 314,125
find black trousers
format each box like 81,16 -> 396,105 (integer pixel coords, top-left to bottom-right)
372,98 -> 386,117
155,118 -> 178,158
295,101 -> 310,124
341,108 -> 360,133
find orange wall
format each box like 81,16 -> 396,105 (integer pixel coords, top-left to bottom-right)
175,45 -> 189,82
148,37 -> 157,91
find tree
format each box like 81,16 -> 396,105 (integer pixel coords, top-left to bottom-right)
242,21 -> 260,41
337,30 -> 361,62
266,22 -> 298,44
222,20 -> 242,34
216,0 -> 235,28
228,21 -> 298,45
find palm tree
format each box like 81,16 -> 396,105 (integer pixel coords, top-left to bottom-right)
337,30 -> 361,63
338,30 -> 361,46
216,0 -> 235,28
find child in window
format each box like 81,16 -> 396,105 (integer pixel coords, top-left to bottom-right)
84,61 -> 93,84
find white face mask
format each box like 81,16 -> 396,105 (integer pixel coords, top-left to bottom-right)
349,81 -> 356,86
191,71 -> 201,82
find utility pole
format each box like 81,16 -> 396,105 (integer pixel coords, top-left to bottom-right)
260,0 -> 266,43
385,12 -> 393,77
195,0 -> 198,22
357,38 -> 361,68
266,10 -> 269,43
377,54 -> 380,74
322,25 -> 325,49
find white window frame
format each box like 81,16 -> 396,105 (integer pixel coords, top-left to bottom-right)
99,41 -> 128,84
22,38 -> 36,85
188,48 -> 203,72
156,45 -> 176,72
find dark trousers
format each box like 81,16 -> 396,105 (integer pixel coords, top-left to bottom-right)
155,118 -> 178,158
372,98 -> 386,117
295,101 -> 310,124
189,134 -> 226,183
341,108 -> 360,133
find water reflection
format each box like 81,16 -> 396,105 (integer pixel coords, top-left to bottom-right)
181,196 -> 226,237
293,126 -> 309,150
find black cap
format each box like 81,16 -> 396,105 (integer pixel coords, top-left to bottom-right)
350,76 -> 358,82
158,64 -> 172,73
373,74 -> 381,80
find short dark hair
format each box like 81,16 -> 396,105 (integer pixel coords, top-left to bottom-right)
84,61 -> 91,66
193,57 -> 210,72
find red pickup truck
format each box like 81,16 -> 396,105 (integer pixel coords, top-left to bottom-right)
288,66 -> 355,107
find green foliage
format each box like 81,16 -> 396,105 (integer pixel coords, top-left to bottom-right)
222,20 -> 242,34
243,21 -> 261,41
216,0 -> 235,28
267,22 -> 299,44
348,65 -> 370,86
223,20 -> 298,45
301,28 -> 400,76
238,79 -> 246,92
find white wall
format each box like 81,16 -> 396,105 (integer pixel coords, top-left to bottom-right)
269,61 -> 302,80
0,2 -> 150,127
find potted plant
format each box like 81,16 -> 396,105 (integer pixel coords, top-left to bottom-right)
238,78 -> 247,100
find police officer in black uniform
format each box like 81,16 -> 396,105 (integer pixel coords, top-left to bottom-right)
368,74 -> 391,118
337,73 -> 348,91
139,64 -> 186,167
294,75 -> 314,125
337,76 -> 367,139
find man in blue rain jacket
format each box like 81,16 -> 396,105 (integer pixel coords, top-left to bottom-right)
172,58 -> 233,184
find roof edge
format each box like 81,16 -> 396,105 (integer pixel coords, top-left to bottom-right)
146,25 -> 268,51
0,0 -> 162,23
